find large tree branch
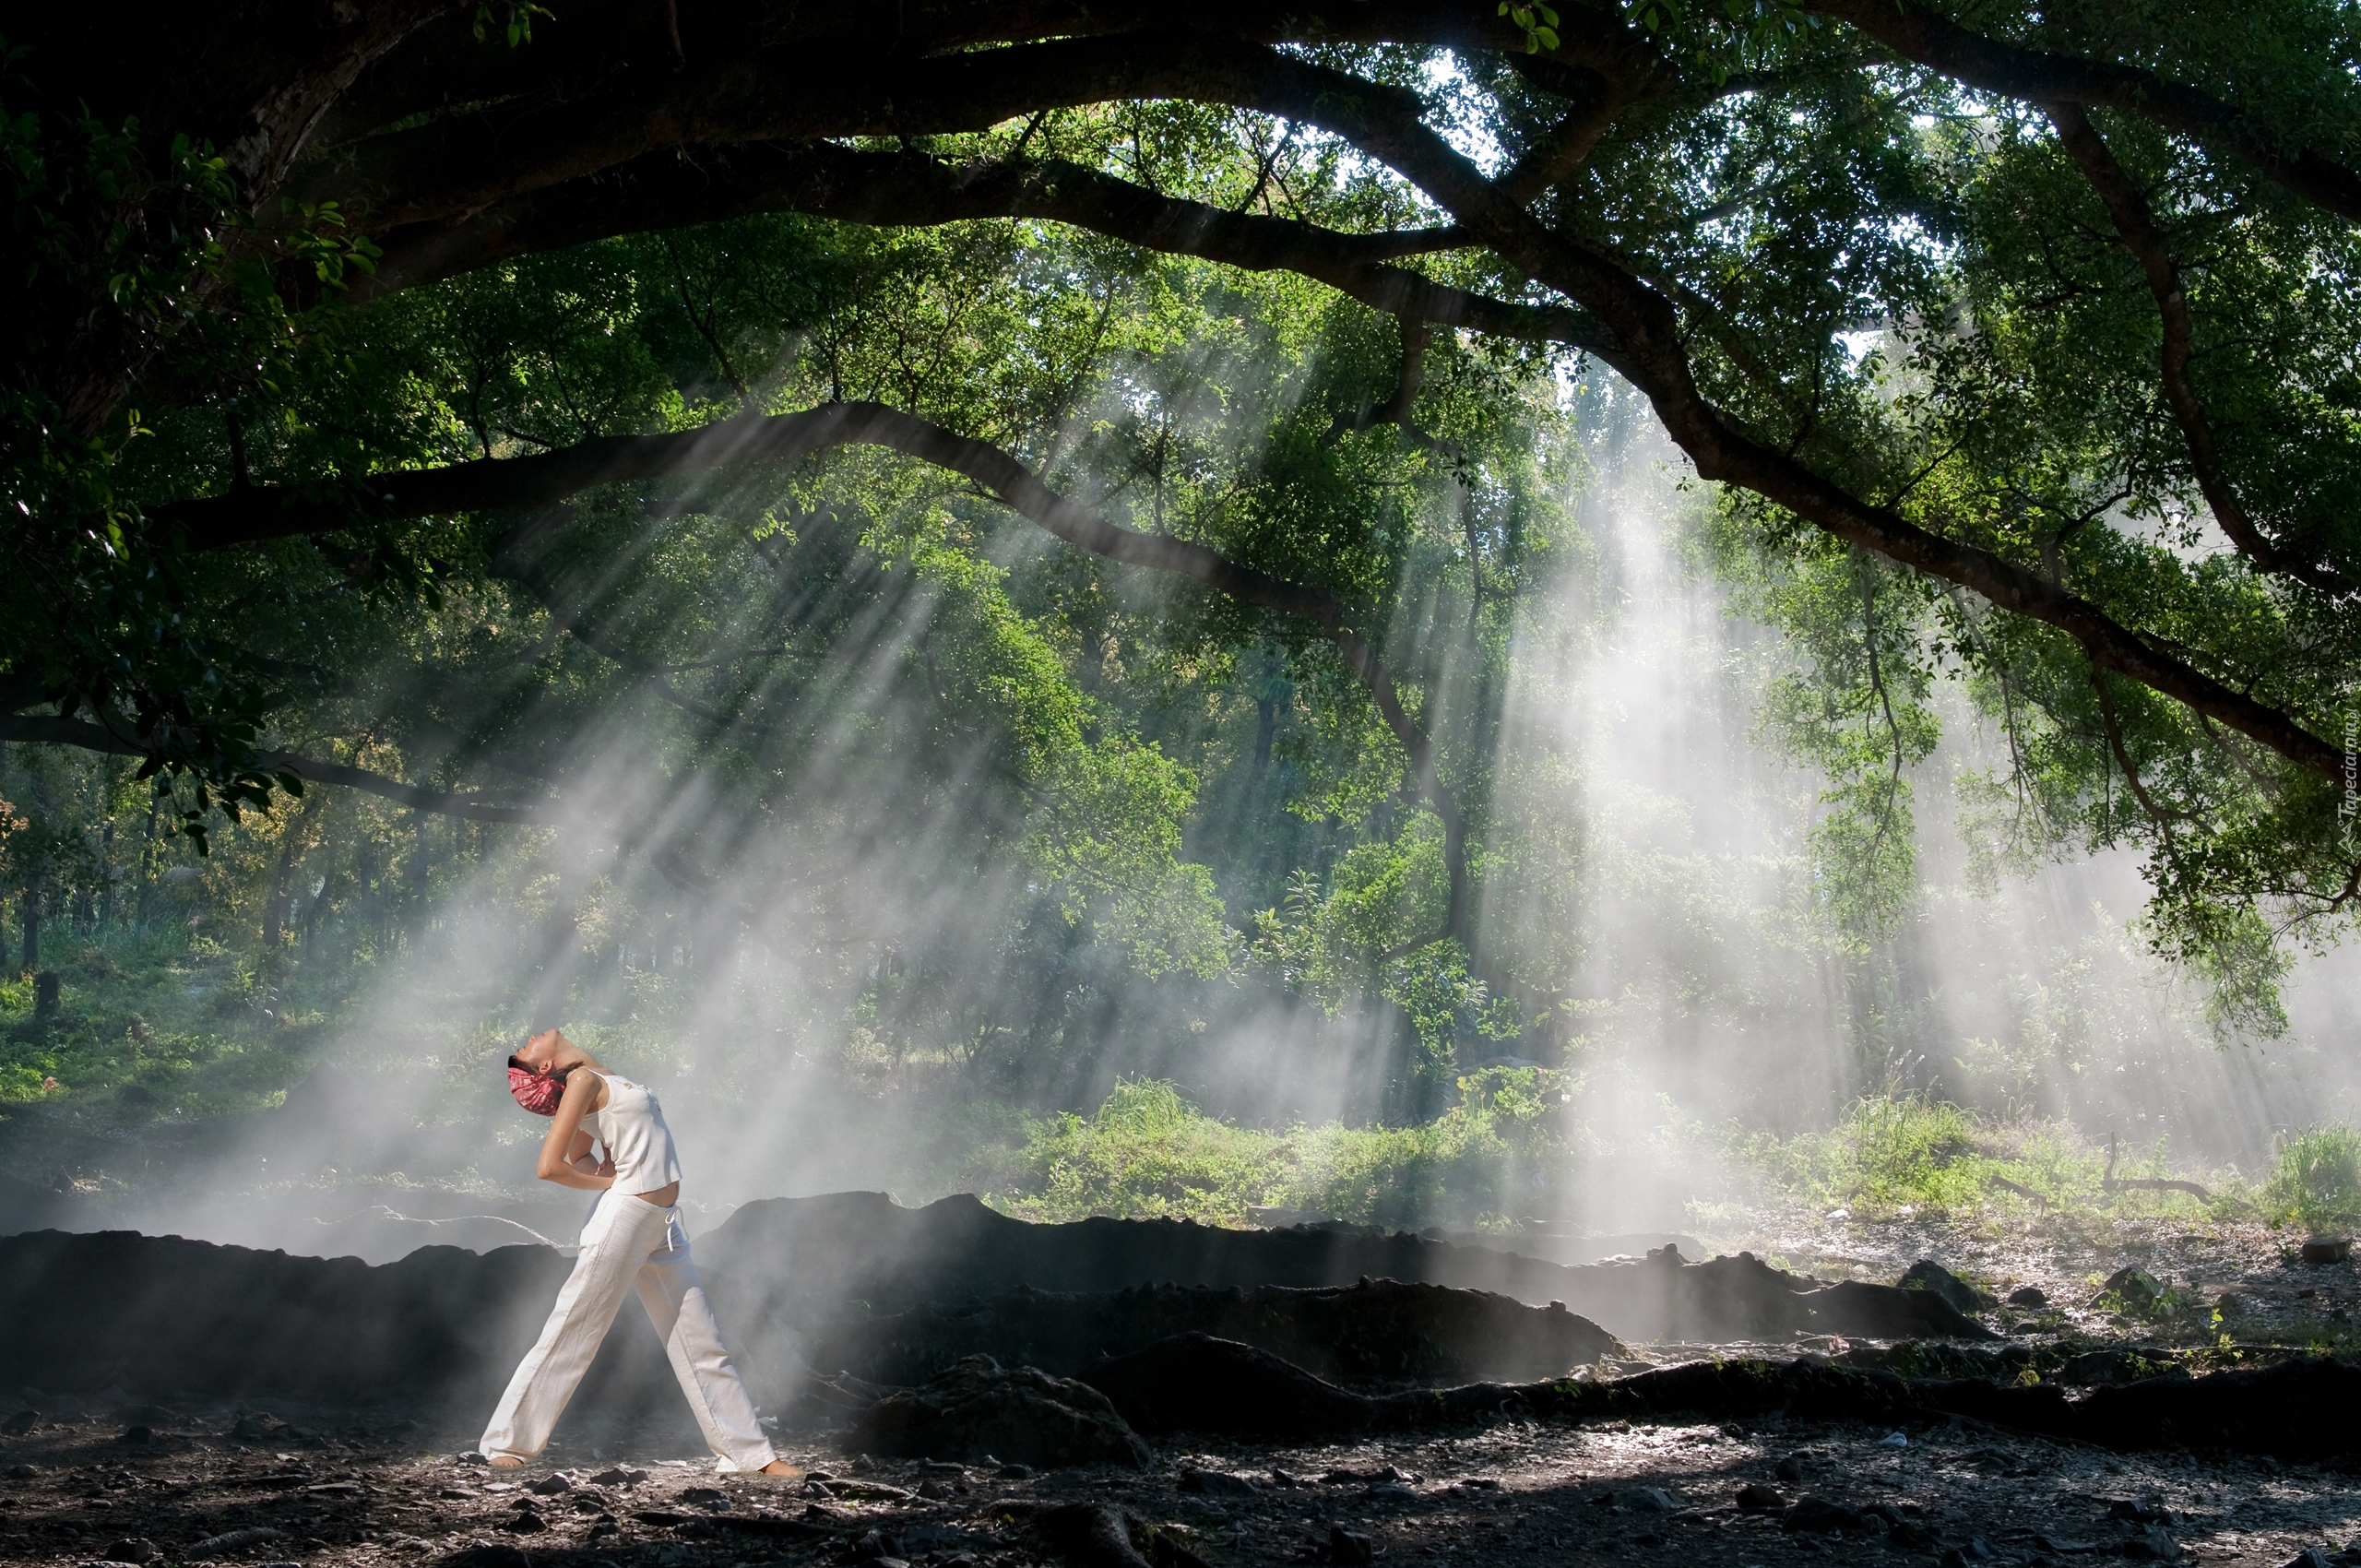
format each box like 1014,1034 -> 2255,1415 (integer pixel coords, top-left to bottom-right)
359,142 -> 1620,368
1806,0 -> 2361,223
1127,37 -> 2345,783
2044,103 -> 2350,597
202,38 -> 2355,781
0,714 -> 549,823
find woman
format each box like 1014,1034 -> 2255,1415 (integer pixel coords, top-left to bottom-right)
481,1027 -> 795,1475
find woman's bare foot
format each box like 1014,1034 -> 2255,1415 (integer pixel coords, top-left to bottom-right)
488,1455 -> 524,1469
757,1460 -> 802,1478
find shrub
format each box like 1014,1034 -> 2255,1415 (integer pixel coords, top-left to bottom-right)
2263,1124 -> 2361,1231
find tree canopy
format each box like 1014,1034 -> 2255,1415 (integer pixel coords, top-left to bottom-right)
6,0 -> 2361,1058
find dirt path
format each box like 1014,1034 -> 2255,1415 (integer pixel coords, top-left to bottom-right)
3,1399 -> 2356,1568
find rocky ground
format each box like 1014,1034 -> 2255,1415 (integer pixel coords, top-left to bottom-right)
2,1391 -> 2358,1568
2,1214 -> 2355,1568
1731,1213 -> 2358,1348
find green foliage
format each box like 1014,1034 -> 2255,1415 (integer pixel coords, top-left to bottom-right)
992,1069 -> 1572,1231
1744,1094 -> 2217,1222
2263,1124 -> 2361,1232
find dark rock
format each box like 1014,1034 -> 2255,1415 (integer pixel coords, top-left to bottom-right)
2059,1348 -> 2174,1387
1736,1483 -> 1786,1513
232,1413 -> 288,1440
918,1479 -> 956,1500
117,1425 -> 153,1445
2283,1551 -> 2334,1568
849,1355 -> 1152,1468
1030,1503 -> 1152,1568
1620,1487 -> 1679,1512
6,1464 -> 38,1478
436,1550 -> 530,1568
101,1540 -> 160,1563
2122,1525 -> 2182,1561
587,1467 -> 645,1486
497,1511 -> 545,1533
528,1472 -> 572,1495
994,1463 -> 1035,1479
1083,1334 -> 1376,1439
1901,1261 -> 1998,1314
2031,1534 -> 2100,1554
2108,1499 -> 2176,1525
2302,1237 -> 2353,1265
183,1526 -> 289,1560
1890,1520 -> 1942,1550
1783,1497 -> 1865,1533
854,1529 -> 905,1560
2008,1287 -> 2049,1308
1,1408 -> 36,1434
1179,1468 -> 1258,1498
1774,1455 -> 1807,1484
812,1277 -> 1621,1386
2092,1267 -> 2169,1314
1328,1526 -> 1374,1566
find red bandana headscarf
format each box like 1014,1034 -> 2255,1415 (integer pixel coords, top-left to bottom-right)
508,1060 -> 566,1116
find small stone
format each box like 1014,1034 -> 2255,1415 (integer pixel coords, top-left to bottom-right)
1,1409 -> 38,1435
2007,1285 -> 2049,1308
1774,1454 -> 1808,1484
2301,1236 -> 2354,1265
1891,1520 -> 1942,1550
2122,1525 -> 2182,1562
101,1542 -> 160,1564
499,1511 -> 546,1534
1901,1260 -> 1998,1313
993,1462 -> 1034,1479
1622,1487 -> 1679,1512
437,1549 -> 531,1568
6,1464 -> 39,1479
1736,1484 -> 1786,1513
117,1426 -> 155,1446
231,1413 -> 288,1441
1783,1497 -> 1865,1534
528,1472 -> 573,1495
1329,1526 -> 1374,1566
2285,1550 -> 2336,1568
587,1467 -> 646,1486
850,1454 -> 879,1474
917,1479 -> 955,1500
1879,1431 -> 1909,1447
1180,1468 -> 1259,1498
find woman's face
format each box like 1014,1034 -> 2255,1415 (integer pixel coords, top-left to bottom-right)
513,1029 -> 564,1073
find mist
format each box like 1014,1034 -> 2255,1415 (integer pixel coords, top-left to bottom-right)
6,359 -> 2352,1270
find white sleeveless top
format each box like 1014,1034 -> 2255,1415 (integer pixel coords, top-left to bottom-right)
580,1072 -> 682,1198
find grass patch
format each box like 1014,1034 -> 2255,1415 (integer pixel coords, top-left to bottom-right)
2264,1124 -> 2361,1232
989,1070 -> 1570,1231
1741,1094 -> 2220,1222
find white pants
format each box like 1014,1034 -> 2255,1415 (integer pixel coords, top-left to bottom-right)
480,1188 -> 777,1472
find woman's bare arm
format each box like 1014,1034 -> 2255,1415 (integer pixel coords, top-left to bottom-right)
535,1070 -> 612,1190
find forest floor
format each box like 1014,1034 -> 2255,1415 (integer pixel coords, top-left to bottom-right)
1,1394 -> 2357,1568
1,1206 -> 2355,1568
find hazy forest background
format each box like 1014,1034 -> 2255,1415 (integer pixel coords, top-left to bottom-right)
5,6 -> 2361,1254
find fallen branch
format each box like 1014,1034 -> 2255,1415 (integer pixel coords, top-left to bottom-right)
2104,1133 -> 2212,1203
